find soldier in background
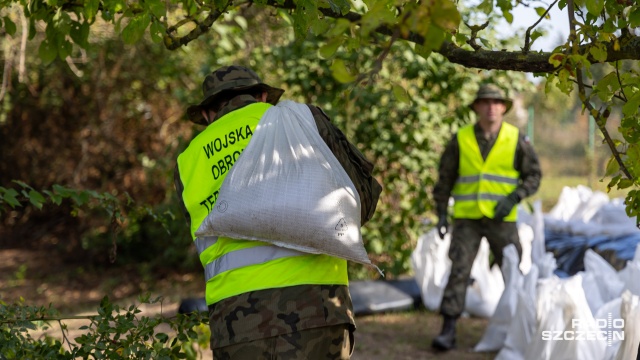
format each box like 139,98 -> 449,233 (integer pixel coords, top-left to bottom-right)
431,84 -> 542,351
174,65 -> 381,359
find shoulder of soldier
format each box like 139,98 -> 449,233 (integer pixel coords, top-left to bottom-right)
518,132 -> 533,145
306,104 -> 331,120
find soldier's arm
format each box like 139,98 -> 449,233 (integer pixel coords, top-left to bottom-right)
433,135 -> 459,215
307,104 -> 382,225
513,134 -> 542,201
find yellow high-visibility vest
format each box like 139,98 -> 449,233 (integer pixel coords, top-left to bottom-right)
452,122 -> 520,222
176,102 -> 347,305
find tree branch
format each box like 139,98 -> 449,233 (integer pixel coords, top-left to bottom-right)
165,0 -> 640,73
524,0 -> 558,53
569,0 -> 632,180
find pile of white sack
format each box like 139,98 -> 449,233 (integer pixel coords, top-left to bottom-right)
411,186 -> 640,359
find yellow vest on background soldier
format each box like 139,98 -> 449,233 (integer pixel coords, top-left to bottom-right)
430,83 -> 542,351
174,65 -> 381,359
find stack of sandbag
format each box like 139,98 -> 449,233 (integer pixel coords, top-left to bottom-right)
476,241 -> 640,359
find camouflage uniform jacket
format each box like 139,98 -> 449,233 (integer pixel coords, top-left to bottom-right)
174,94 -> 382,349
433,122 -> 542,216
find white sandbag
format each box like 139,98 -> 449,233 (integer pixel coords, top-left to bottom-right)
196,100 -> 376,271
410,229 -> 451,311
474,244 -> 522,352
495,264 -> 539,360
618,244 -> 640,296
595,297 -> 623,360
537,251 -> 558,279
614,290 -> 640,360
517,222 -> 533,275
582,249 -> 624,314
531,201 -> 547,267
581,271 -> 606,317
465,238 -> 505,318
524,274 -> 606,360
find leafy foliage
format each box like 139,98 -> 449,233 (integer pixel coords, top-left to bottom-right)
0,296 -> 209,359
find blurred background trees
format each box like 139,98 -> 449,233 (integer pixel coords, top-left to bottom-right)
0,0 -> 637,281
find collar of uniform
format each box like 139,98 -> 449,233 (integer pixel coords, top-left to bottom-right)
213,94 -> 260,122
474,122 -> 499,141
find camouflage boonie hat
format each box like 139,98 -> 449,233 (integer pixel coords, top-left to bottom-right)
470,83 -> 513,114
187,65 -> 285,125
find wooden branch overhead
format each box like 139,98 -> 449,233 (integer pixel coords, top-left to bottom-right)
247,0 -> 640,74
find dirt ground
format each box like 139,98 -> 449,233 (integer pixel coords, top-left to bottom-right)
0,248 -> 497,359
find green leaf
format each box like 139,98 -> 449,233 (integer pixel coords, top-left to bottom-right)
318,36 -> 343,59
630,9 -> 640,28
453,33 -> 467,46
326,18 -> 350,37
530,30 -> 543,42
310,19 -> 330,35
477,0 -> 493,14
12,180 -> 30,189
38,39 -> 58,63
57,36 -> 73,60
604,155 -> 620,176
618,179 -> 634,189
1,188 -> 21,208
421,25 -> 446,52
503,11 -> 513,24
330,59 -> 356,83
585,0 -> 604,16
69,21 -> 90,48
28,189 -> 46,209
43,190 -> 63,205
392,84 -> 411,104
589,44 -> 607,63
146,0 -> 165,18
322,0 -> 351,15
84,0 -> 100,21
622,91 -> 640,117
122,14 -> 151,44
149,21 -> 164,43
431,0 -> 461,31
3,17 -> 16,36
535,7 -> 547,17
413,43 -> 432,60
594,72 -> 620,102
291,0 -> 318,41
52,184 -> 73,197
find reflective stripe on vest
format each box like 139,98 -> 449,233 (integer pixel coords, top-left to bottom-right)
177,102 -> 348,305
203,244 -> 306,281
452,122 -> 520,221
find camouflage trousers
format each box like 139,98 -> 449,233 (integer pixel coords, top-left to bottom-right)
212,324 -> 354,360
440,218 -> 522,318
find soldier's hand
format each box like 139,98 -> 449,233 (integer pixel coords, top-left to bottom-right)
436,215 -> 449,239
494,193 -> 520,221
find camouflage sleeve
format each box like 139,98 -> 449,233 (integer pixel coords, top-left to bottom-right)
432,134 -> 459,216
307,104 -> 382,225
173,163 -> 192,230
513,134 -> 542,201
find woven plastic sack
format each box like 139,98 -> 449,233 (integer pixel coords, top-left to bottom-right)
410,229 -> 451,310
474,244 -> 522,352
196,100 -> 377,271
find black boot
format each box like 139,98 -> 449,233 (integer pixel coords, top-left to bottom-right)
431,315 -> 457,351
